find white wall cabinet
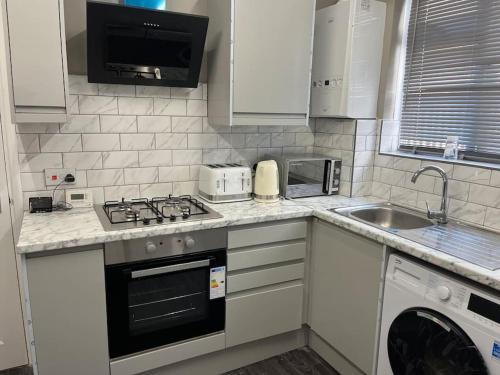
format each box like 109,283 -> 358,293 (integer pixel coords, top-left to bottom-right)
3,0 -> 69,123
308,220 -> 384,375
226,220 -> 307,348
207,0 -> 315,127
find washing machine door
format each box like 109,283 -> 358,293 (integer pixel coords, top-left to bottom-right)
387,308 -> 488,375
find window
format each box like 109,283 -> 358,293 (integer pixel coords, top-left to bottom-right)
399,0 -> 500,160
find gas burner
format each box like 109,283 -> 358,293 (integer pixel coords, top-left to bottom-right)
96,195 -> 223,231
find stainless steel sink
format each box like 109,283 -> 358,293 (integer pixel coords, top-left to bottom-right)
332,203 -> 500,271
333,203 -> 434,230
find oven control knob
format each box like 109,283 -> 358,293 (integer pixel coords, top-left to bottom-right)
145,241 -> 157,254
185,236 -> 195,249
437,285 -> 451,301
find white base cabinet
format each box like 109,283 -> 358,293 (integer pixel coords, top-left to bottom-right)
26,248 -> 109,375
226,220 -> 308,348
308,220 -> 385,375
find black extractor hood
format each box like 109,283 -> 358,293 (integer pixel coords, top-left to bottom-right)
87,1 -> 208,88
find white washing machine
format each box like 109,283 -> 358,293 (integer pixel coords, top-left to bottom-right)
377,254 -> 500,374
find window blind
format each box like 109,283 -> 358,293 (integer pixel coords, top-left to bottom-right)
400,0 -> 500,155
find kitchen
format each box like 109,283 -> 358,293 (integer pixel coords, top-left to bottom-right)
1,0 -> 500,374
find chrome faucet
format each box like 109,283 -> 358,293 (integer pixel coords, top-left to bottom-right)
411,165 -> 448,224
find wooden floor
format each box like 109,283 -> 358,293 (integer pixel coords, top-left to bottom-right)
224,347 -> 340,375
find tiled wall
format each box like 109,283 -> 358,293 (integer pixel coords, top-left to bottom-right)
16,75 -> 315,208
313,118 -> 377,197
372,121 -> 500,231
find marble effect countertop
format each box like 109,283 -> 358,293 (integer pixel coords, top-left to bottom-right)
17,195 -> 500,291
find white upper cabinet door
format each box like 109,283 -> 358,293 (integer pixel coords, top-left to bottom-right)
232,0 -> 314,115
6,0 -> 66,108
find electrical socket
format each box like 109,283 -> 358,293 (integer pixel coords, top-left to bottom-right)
44,168 -> 76,187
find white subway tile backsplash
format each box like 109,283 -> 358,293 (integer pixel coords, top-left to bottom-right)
20,172 -> 45,191
490,171 -> 500,187
19,153 -> 63,172
63,152 -> 102,170
60,115 -> 100,133
468,184 -> 500,208
136,86 -> 171,98
159,166 -> 190,182
17,77 -> 327,208
156,133 -> 187,149
153,98 -> 187,116
203,149 -> 231,164
452,165 -> 491,185
172,150 -> 203,166
100,115 -> 137,133
231,148 -> 258,165
40,134 -> 82,152
79,95 -> 118,115
245,134 -> 271,148
173,181 -> 197,195
68,95 -> 80,114
190,165 -> 200,180
139,150 -> 172,167
296,133 -> 314,147
16,123 -> 59,134
17,134 -> 39,153
171,86 -> 203,100
104,185 -> 140,202
87,169 -> 124,187
102,151 -> 139,169
83,134 -> 120,152
186,100 -> 207,116
484,207 -> 500,231
140,183 -> 173,198
69,75 -> 98,95
98,84 -> 135,97
124,167 -> 159,184
121,133 -> 155,150
448,199 -> 487,225
172,117 -> 203,133
118,97 -> 154,116
137,116 -> 172,133
188,134 -> 218,149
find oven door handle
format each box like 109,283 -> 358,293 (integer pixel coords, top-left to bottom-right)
131,259 -> 211,279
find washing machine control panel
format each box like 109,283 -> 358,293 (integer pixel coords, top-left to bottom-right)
425,273 -> 468,310
424,271 -> 500,331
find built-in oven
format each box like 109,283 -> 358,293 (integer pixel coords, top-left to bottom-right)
104,229 -> 226,359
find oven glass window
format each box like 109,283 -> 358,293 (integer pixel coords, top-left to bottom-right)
128,268 -> 208,336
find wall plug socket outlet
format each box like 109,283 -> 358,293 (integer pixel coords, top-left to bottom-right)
44,168 -> 76,187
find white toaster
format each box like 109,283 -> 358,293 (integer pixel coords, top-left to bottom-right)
198,164 -> 252,203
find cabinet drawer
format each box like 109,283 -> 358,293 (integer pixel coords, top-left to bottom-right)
228,221 -> 307,249
228,241 -> 306,271
226,283 -> 303,347
227,262 -> 304,293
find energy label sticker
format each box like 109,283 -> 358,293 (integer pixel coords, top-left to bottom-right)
210,266 -> 226,300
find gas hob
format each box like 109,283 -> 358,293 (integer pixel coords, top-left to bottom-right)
94,195 -> 222,231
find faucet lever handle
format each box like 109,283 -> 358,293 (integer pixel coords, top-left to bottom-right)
425,201 -> 432,218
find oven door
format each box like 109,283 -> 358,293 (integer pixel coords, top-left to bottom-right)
105,249 -> 226,359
